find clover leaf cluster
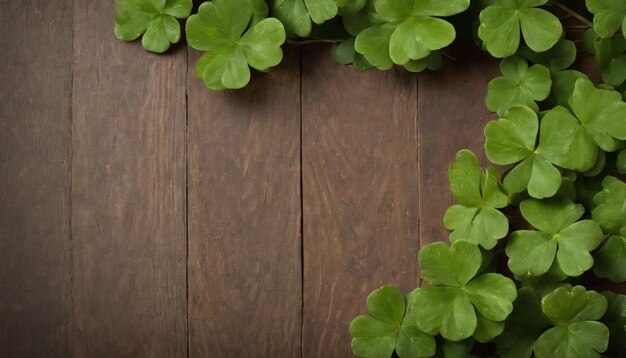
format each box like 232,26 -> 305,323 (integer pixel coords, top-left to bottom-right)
113,0 -> 626,357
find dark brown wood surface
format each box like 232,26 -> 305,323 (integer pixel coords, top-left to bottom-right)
70,0 -> 187,356
187,47 -> 302,357
301,46 -> 419,357
0,1 -> 72,357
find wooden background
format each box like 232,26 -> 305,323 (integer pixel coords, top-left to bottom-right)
0,1 -> 506,357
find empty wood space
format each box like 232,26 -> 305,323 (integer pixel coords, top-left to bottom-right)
1,1 -> 500,357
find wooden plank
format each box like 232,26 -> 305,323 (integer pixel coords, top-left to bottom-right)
187,47 -> 302,357
301,45 -> 419,357
417,45 -> 500,247
0,1 -> 72,356
71,1 -> 187,356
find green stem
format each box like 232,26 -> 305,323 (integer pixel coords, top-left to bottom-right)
549,1 -> 593,28
286,39 -> 341,45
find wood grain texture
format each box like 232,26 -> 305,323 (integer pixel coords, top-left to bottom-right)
187,47 -> 302,358
301,45 -> 419,357
71,1 -> 187,356
417,45 -> 500,247
0,1 -> 72,356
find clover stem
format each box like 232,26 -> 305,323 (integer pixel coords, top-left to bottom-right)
286,38 -> 342,45
549,1 -> 593,28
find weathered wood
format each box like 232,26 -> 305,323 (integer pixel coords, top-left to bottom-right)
0,1 -> 72,356
71,0 -> 187,356
417,45 -> 500,247
301,45 -> 419,357
187,47 -> 302,357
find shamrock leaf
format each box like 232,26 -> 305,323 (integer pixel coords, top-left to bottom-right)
114,0 -> 192,53
601,292 -> 626,356
534,286 -> 609,358
592,176 -> 626,235
186,0 -> 286,91
495,287 -> 550,358
411,241 -> 517,341
550,70 -> 593,110
505,197 -> 604,278
354,0 -> 470,69
343,0 -> 383,36
350,285 -> 436,358
333,38 -> 374,71
484,105 -> 562,199
443,150 -> 509,249
569,79 -> 626,151
478,0 -> 563,58
518,39 -> 577,72
336,0 -> 367,14
586,0 -> 626,39
486,56 -> 552,115
272,0 -> 337,37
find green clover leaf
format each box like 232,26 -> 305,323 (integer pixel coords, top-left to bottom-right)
272,0 -> 338,37
592,176 -> 626,235
411,241 -> 517,341
486,56 -> 552,116
618,148 -> 626,173
495,287 -> 551,358
333,38 -> 374,71
114,0 -> 192,53
478,0 -> 563,58
336,0 -> 367,14
443,150 -> 509,249
534,286 -> 609,358
601,292 -> 626,356
569,79 -> 626,151
506,197 -> 604,278
550,70 -> 593,110
484,105 -> 562,199
354,0 -> 470,69
585,29 -> 626,87
350,286 -> 436,358
186,0 -> 286,91
586,0 -> 626,39
434,337 -> 475,358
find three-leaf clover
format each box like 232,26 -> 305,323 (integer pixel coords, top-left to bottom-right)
592,177 -> 626,283
586,0 -> 626,39
186,0 -> 286,91
484,105 -> 562,198
272,0 -> 338,37
505,197 -> 604,278
410,240 -> 517,341
534,286 -> 609,358
443,150 -> 509,249
350,285 -> 436,358
114,0 -> 192,53
478,0 -> 563,58
486,56 -> 552,116
354,0 -> 470,69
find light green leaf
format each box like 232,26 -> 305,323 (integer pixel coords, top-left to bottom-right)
473,313 -> 504,343
534,286 -> 609,358
403,52 -> 443,73
478,0 -> 562,58
114,0 -> 191,52
354,0 -> 469,67
506,198 -> 604,277
551,70 -> 593,110
272,0 -> 312,36
186,1 -> 285,91
413,241 -> 517,341
586,0 -> 626,38
486,56 -> 552,115
351,286 -> 436,358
